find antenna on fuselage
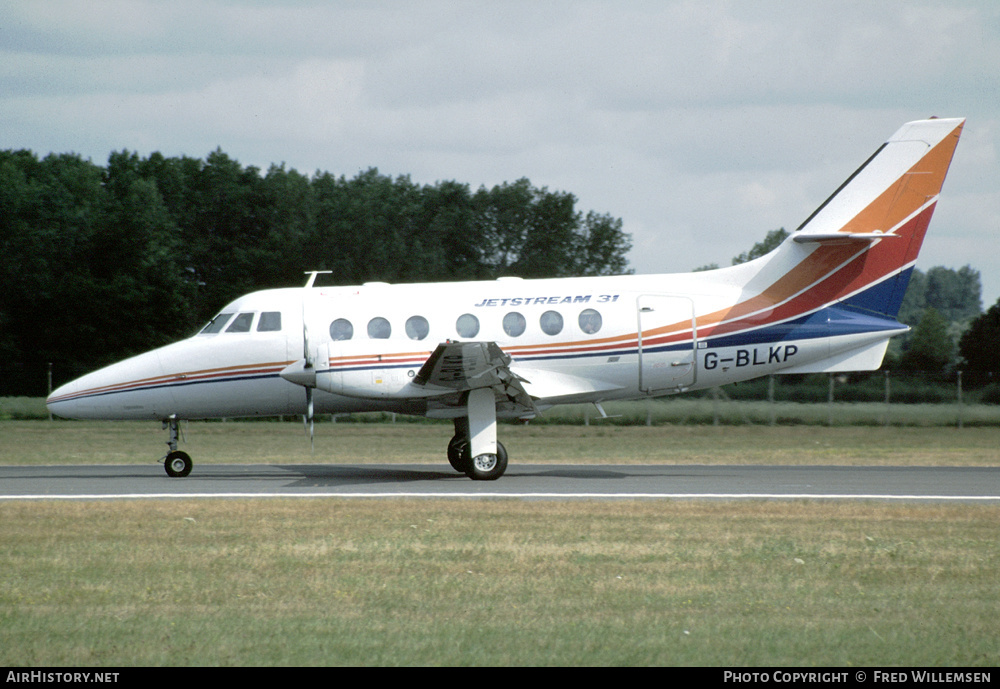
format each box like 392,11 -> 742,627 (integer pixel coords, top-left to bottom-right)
303,270 -> 333,289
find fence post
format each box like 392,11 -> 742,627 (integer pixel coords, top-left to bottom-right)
883,370 -> 891,427
828,373 -> 835,426
957,370 -> 963,429
768,374 -> 775,426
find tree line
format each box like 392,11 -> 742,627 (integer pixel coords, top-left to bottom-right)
0,149 -> 631,395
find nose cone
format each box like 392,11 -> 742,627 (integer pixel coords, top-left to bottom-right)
47,349 -> 172,420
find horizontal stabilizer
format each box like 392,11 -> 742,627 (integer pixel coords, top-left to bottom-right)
792,232 -> 899,245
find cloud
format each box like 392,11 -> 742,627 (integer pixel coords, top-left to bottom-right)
2,0 -> 998,305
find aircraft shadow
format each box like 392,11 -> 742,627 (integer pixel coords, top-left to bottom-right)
269,463 -> 699,488
277,464 -> 467,487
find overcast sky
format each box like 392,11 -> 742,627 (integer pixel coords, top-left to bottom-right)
4,0 -> 998,307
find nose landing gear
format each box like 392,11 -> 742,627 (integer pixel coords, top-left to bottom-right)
165,450 -> 192,478
162,416 -> 192,478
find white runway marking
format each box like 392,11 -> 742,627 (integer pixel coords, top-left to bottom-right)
4,492 -> 999,501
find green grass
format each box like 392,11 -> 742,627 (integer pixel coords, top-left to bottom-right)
8,395 -> 1000,426
0,397 -> 49,420
1,500 -> 997,666
3,420 -> 999,467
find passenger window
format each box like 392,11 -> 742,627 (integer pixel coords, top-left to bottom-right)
456,313 -> 480,338
226,312 -> 254,333
201,312 -> 234,334
257,312 -> 282,332
503,312 -> 526,337
579,308 -> 602,334
405,316 -> 429,340
329,318 -> 354,341
540,310 -> 563,336
368,317 -> 391,339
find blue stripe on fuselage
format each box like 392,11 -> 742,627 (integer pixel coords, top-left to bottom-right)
705,305 -> 905,350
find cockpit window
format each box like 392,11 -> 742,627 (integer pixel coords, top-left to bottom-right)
257,312 -> 282,332
201,312 -> 234,334
226,312 -> 254,333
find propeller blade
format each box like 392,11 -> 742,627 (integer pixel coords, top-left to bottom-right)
302,288 -> 314,451
303,320 -> 312,366
305,387 -> 314,452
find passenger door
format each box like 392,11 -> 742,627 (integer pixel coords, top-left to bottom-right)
637,294 -> 697,392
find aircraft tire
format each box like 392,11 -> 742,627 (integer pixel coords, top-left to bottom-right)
464,441 -> 507,481
165,450 -> 192,478
447,435 -> 470,473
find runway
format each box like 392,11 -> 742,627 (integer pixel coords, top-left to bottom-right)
2,463 -> 998,502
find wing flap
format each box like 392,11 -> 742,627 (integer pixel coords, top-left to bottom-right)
414,341 -> 537,416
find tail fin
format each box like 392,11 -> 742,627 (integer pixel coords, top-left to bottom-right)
789,117 -> 965,318
693,118 -> 964,353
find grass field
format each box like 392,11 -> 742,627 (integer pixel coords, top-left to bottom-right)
6,394 -> 1000,427
2,419 -> 1000,467
1,499 -> 997,666
2,417 -> 998,666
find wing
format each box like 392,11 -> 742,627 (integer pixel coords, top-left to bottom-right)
413,341 -> 537,416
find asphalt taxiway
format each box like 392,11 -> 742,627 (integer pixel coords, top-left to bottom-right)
1,463 -> 998,501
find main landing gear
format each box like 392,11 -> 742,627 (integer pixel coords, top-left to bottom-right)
448,432 -> 508,480
448,388 -> 507,481
162,416 -> 192,478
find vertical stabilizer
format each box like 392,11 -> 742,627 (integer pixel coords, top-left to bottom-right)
690,118 -> 964,346
790,117 -> 965,318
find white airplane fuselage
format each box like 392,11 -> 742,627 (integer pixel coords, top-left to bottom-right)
45,267 -> 905,422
